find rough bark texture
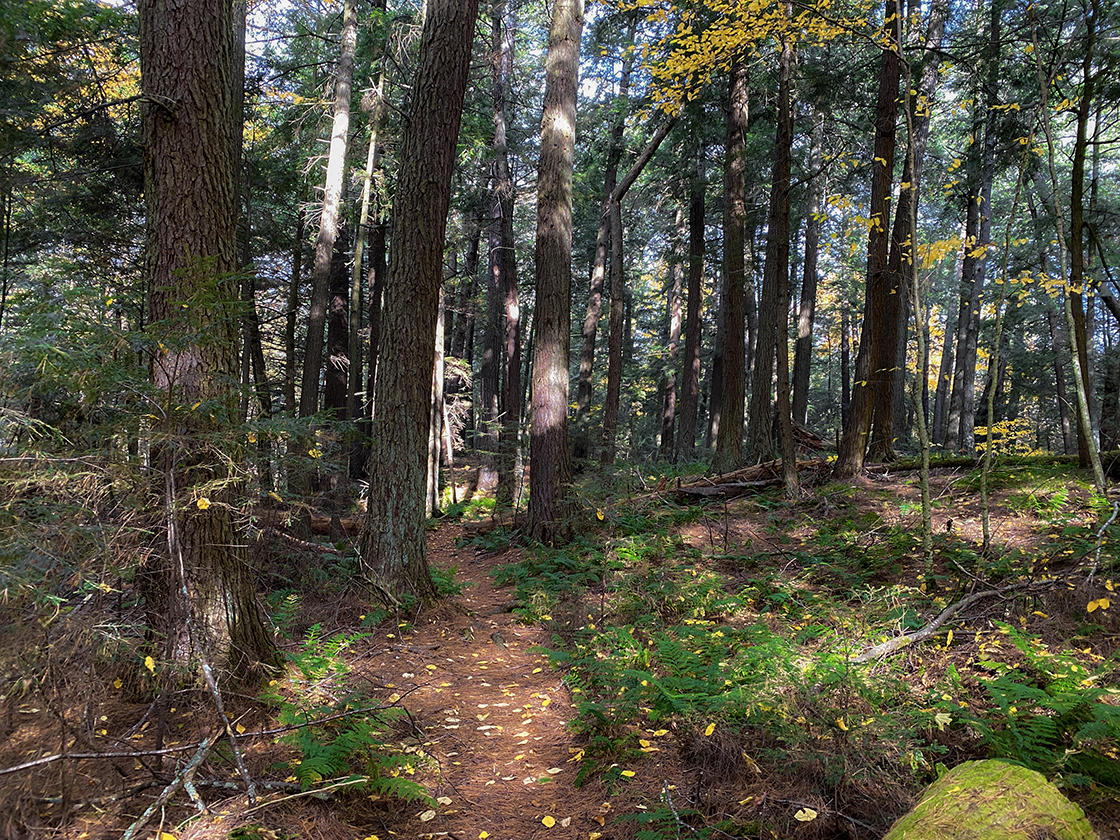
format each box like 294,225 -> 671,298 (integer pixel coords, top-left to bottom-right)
675,156 -> 705,462
139,0 -> 278,685
834,0 -> 899,477
712,62 -> 749,473
746,34 -> 794,468
285,209 -> 305,415
359,0 -> 479,605
529,0 -> 583,543
299,0 -> 357,418
869,0 -> 948,460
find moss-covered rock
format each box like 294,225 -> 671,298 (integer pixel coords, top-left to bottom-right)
884,759 -> 1092,840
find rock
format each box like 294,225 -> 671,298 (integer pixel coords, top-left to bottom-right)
884,759 -> 1092,840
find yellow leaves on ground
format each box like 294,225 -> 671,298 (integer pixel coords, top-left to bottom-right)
541,815 -> 556,828
704,722 -> 716,736
794,808 -> 818,821
144,655 -> 155,673
1087,598 -> 1111,613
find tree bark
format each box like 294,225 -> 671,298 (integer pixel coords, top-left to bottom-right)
834,0 -> 900,477
572,19 -> 634,462
493,0 -> 522,506
324,224 -> 350,417
601,195 -> 625,464
712,61 -> 749,473
792,112 -> 824,427
139,0 -> 278,686
529,0 -> 583,542
359,0 -> 479,605
660,204 -> 686,459
746,26 -> 795,468
299,0 -> 357,418
676,155 -> 706,461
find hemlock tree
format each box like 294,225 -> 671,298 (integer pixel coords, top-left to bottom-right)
529,0 -> 584,542
358,0 -> 480,605
139,0 -> 279,685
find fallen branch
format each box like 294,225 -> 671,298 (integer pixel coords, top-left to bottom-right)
262,527 -> 346,555
851,580 -> 1037,663
119,731 -> 219,840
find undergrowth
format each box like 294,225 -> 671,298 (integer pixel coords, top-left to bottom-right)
498,460 -> 1120,837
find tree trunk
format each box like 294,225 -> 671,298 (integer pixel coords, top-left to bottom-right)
834,0 -> 900,478
299,0 -> 357,418
427,289 -> 446,517
285,209 -> 305,415
572,21 -> 634,462
931,306 -> 956,446
493,0 -> 522,506
529,0 -> 583,542
601,196 -> 625,464
712,61 -> 749,473
676,155 -> 706,461
139,0 -> 278,686
745,26 -> 794,467
324,224 -> 350,417
869,0 -> 949,460
358,0 -> 479,605
841,293 -> 851,427
792,112 -> 824,427
660,204 -> 686,459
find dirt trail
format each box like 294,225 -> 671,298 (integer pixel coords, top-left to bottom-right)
348,525 -> 614,840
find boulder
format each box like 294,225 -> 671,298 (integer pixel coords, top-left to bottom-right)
884,759 -> 1092,840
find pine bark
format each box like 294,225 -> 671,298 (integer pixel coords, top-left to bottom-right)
359,0 -> 479,604
139,0 -> 278,685
834,0 -> 900,477
529,0 -> 583,542
712,61 -> 749,472
792,113 -> 824,427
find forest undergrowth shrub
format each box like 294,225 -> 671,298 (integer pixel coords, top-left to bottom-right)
262,623 -> 434,803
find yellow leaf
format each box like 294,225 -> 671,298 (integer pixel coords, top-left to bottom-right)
542,815 -> 556,828
235,723 -> 245,734
836,718 -> 848,731
159,833 -> 177,840
196,497 -> 211,510
620,769 -> 636,778
113,678 -> 123,689
590,834 -> 603,840
268,491 -> 283,502
479,833 -> 490,839
794,808 -> 818,821
144,655 -> 155,673
704,722 -> 716,736
945,629 -> 953,647
596,509 -> 605,521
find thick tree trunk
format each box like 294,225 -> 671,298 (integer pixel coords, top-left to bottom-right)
834,0 -> 900,477
931,306 -> 956,447
529,0 -> 583,542
359,0 -> 479,605
792,113 -> 824,427
299,0 -> 357,418
840,294 -> 851,427
660,205 -> 686,459
712,61 -> 749,473
745,30 -> 794,467
139,0 -> 278,686
676,159 -> 706,461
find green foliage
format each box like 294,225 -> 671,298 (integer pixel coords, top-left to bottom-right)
960,622 -> 1120,787
263,625 -> 434,804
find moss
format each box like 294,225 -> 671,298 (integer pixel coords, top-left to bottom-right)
884,760 -> 1092,840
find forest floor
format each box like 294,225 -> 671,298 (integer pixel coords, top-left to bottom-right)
2,459 -> 1120,840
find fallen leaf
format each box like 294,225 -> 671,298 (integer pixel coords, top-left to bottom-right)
479,834 -> 489,839
144,656 -> 155,673
794,808 -> 818,822
703,722 -> 716,736
541,815 -> 556,828
560,817 -> 571,827
419,810 -> 437,822
547,767 -> 562,774
620,769 -> 635,778
436,796 -> 452,805
590,834 -> 603,840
